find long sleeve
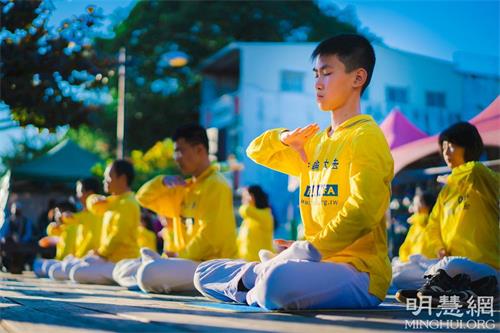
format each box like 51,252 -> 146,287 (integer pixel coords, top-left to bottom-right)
98,200 -> 138,259
420,191 -> 445,257
310,130 -> 392,257
136,175 -> 186,218
75,226 -> 93,258
246,128 -> 305,177
178,181 -> 235,260
86,194 -> 109,216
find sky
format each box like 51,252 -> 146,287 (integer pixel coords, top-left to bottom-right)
334,0 -> 499,61
1,0 -> 499,155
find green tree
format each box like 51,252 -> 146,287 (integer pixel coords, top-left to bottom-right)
95,0 -> 358,152
0,0 -> 111,130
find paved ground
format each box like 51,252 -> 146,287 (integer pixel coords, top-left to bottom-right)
0,271 -> 498,332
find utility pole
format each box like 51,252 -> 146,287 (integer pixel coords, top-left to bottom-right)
116,47 -> 126,159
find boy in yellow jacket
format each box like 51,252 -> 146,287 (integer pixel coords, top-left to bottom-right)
194,34 -> 394,310
69,160 -> 141,285
396,122 -> 499,304
391,191 -> 438,289
116,124 -> 237,293
48,178 -> 102,281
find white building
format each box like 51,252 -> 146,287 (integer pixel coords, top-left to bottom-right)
199,42 -> 499,227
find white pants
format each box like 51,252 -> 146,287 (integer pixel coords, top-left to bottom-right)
69,255 -> 116,285
194,241 -> 381,310
136,248 -> 199,294
391,255 -> 439,290
48,255 -> 81,281
33,258 -> 59,278
392,255 -> 499,290
112,258 -> 142,287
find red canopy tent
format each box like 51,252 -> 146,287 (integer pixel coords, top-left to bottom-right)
392,96 -> 499,174
380,107 -> 428,149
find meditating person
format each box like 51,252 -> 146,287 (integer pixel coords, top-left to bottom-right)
194,34 -> 394,310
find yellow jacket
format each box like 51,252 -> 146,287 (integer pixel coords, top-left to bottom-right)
137,225 -> 157,252
422,162 -> 499,269
136,165 -> 237,261
247,115 -> 394,301
161,226 -> 176,253
46,222 -> 78,261
87,192 -> 141,263
62,210 -> 102,258
398,213 -> 435,262
237,205 -> 274,261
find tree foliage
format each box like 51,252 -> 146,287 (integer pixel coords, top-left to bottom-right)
94,0 -> 358,152
91,137 -> 179,191
0,0 -> 111,130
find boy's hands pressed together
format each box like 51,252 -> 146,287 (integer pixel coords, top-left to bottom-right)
280,123 -> 320,163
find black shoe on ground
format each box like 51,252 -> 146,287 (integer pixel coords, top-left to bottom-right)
417,269 -> 471,306
394,269 -> 455,305
455,275 -> 498,306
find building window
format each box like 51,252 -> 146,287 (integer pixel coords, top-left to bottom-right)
426,91 -> 446,108
386,86 -> 408,104
280,70 -> 304,92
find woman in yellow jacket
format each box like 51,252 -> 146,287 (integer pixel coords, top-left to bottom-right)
396,122 -> 499,303
237,186 -> 274,262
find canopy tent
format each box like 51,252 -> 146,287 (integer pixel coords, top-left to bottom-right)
380,107 -> 428,149
12,139 -> 100,183
392,96 -> 500,174
469,96 -> 500,146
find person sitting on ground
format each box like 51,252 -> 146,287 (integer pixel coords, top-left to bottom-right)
34,201 -> 78,278
391,191 -> 437,289
194,34 -> 394,310
113,124 -> 237,293
237,185 -> 274,262
395,122 -> 499,305
69,159 -> 141,285
47,178 -> 102,281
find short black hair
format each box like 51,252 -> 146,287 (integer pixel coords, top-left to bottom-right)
173,124 -> 209,152
438,122 -> 483,162
78,177 -> 100,194
247,185 -> 269,209
420,191 -> 436,211
111,159 -> 135,186
55,200 -> 76,213
311,33 -> 375,95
